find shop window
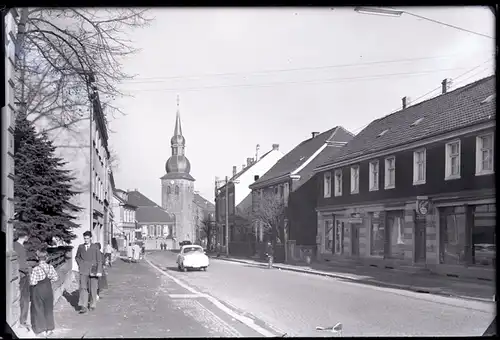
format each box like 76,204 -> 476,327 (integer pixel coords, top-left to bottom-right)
472,204 -> 496,267
386,212 -> 405,259
439,206 -> 467,265
324,220 -> 333,252
334,220 -> 344,254
369,213 -> 384,256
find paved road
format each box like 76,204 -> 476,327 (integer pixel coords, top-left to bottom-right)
147,251 -> 495,337
50,258 -> 269,338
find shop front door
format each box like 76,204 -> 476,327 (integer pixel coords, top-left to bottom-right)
334,220 -> 345,255
414,215 -> 427,263
351,224 -> 360,257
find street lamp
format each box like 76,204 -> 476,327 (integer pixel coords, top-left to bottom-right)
354,7 -> 494,40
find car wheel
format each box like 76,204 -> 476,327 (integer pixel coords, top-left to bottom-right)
203,267 -> 207,271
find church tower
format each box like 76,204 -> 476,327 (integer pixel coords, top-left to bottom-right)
161,96 -> 195,246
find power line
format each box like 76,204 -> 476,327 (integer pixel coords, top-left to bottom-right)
120,53 -> 489,83
121,67 -> 471,93
403,11 -> 494,40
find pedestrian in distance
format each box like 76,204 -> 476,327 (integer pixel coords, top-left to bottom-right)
127,242 -> 133,263
105,242 -> 113,267
132,243 -> 141,263
75,231 -> 102,314
30,249 -> 58,337
160,242 -> 164,251
13,230 -> 31,331
265,241 -> 274,269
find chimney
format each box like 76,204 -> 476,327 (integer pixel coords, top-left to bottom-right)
247,157 -> 253,167
255,144 -> 260,162
442,78 -> 452,94
242,164 -> 245,170
272,144 -> 279,151
312,132 -> 320,138
254,175 -> 259,181
402,96 -> 411,109
232,166 -> 237,176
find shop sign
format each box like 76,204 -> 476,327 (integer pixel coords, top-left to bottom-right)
417,196 -> 430,215
348,217 -> 363,224
373,212 -> 380,219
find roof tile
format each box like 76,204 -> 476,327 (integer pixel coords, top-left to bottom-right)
319,75 -> 496,167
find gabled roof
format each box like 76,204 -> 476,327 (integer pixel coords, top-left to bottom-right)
193,193 -> 215,211
318,75 -> 496,168
250,127 -> 349,189
127,190 -> 160,207
136,206 -> 175,224
229,149 -> 274,182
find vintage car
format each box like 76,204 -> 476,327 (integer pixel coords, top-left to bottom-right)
177,244 -> 209,272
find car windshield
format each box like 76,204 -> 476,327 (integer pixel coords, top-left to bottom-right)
183,247 -> 203,254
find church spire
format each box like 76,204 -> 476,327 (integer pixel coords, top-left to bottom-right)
174,94 -> 183,137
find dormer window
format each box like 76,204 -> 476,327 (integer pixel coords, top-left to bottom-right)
377,129 -> 389,138
410,118 -> 424,127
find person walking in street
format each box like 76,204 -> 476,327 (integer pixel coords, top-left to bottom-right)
105,242 -> 113,267
132,243 -> 141,263
95,243 -> 108,301
30,249 -> 58,337
13,230 -> 31,331
265,241 -> 274,269
126,242 -> 133,263
75,231 -> 102,314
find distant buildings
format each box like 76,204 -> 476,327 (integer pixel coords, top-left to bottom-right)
112,189 -> 137,247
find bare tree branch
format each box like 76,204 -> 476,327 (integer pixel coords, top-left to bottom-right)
250,191 -> 286,244
16,7 -> 153,140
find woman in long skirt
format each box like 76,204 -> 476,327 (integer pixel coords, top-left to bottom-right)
30,250 -> 58,337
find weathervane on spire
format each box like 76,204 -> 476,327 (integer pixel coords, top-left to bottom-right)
177,94 -> 180,109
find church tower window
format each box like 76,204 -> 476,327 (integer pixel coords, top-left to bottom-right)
175,185 -> 179,195
167,186 -> 171,194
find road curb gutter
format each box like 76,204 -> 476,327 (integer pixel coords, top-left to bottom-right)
211,256 -> 494,303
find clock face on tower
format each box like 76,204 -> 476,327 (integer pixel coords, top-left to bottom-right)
170,180 -> 174,185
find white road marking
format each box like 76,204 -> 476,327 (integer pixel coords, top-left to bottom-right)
146,258 -> 276,337
169,293 -> 203,299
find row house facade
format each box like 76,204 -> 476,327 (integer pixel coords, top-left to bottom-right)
314,76 -> 495,280
4,8 -> 20,327
34,73 -> 115,271
215,144 -> 284,254
193,193 -> 215,246
249,127 -> 353,262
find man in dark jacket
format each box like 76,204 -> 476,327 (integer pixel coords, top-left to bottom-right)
13,230 -> 30,330
75,231 -> 102,314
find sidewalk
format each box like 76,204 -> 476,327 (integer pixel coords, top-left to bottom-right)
209,254 -> 496,303
35,257 -> 240,338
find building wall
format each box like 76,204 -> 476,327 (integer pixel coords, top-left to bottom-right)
36,107 -> 112,271
288,176 -> 318,246
318,127 -> 496,208
4,8 -> 20,327
162,178 -> 194,246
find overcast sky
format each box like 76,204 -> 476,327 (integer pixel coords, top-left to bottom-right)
109,6 -> 495,205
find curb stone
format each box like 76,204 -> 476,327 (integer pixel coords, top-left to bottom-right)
210,256 -> 494,303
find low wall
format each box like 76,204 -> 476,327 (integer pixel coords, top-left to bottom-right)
228,241 -> 256,258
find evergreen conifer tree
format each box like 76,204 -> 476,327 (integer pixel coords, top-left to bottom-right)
14,111 -> 82,253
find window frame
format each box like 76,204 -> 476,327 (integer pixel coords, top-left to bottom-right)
445,139 -> 461,180
384,156 -> 396,189
369,160 -> 379,191
334,169 -> 343,197
323,172 -> 332,198
350,165 -> 360,194
475,133 -> 494,176
413,148 -> 426,185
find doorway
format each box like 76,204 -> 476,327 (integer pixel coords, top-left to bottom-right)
414,215 -> 427,263
351,224 -> 360,256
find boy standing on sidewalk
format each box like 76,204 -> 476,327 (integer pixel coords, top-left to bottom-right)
13,230 -> 31,331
